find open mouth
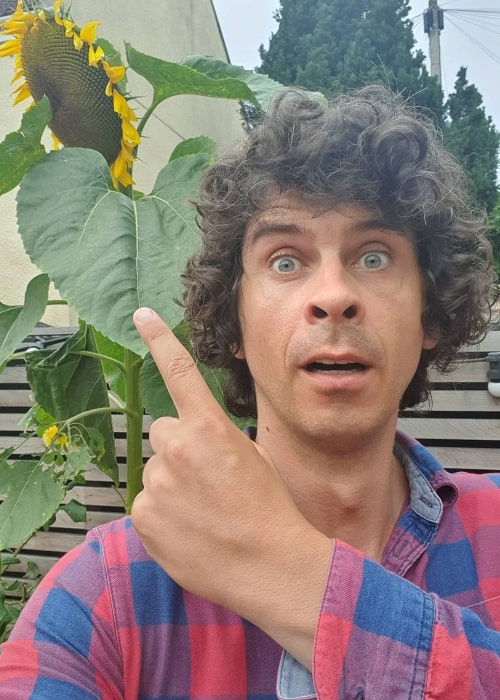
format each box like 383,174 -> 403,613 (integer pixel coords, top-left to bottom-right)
305,360 -> 367,373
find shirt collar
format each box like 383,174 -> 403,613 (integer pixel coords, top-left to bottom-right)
395,429 -> 458,524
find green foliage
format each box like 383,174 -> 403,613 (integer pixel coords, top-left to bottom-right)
0,456 -> 65,550
0,98 -> 50,195
0,274 -> 49,370
444,68 -> 500,214
25,322 -> 119,483
126,44 -> 260,111
17,146 -> 212,355
0,556 -> 41,643
259,0 -> 443,120
258,0 -> 499,202
0,45 -> 284,559
487,194 -> 500,274
0,407 -> 92,550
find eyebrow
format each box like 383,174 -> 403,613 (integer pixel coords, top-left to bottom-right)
245,214 -> 403,248
245,221 -> 302,247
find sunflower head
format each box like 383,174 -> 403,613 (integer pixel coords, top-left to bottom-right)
0,0 -> 140,188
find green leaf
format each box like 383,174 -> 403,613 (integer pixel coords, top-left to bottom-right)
0,98 -> 50,196
139,351 -> 176,419
24,323 -> 119,484
0,554 -> 20,570
170,136 -> 217,162
0,274 -> 50,370
64,444 -> 92,478
126,44 -> 259,112
140,321 -> 246,427
18,146 -> 214,356
180,55 -> 286,111
0,458 -> 64,549
25,560 -> 41,581
91,329 -> 126,402
60,499 -> 86,523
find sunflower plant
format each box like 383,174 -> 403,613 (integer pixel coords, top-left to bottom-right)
0,0 -> 284,552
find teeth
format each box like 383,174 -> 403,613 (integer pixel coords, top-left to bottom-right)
314,359 -> 353,365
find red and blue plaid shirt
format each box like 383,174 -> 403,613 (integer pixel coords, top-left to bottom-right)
1,430 -> 500,699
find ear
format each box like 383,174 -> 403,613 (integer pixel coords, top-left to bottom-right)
231,341 -> 246,359
422,331 -> 438,351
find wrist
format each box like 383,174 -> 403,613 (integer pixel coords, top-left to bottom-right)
229,522 -> 334,670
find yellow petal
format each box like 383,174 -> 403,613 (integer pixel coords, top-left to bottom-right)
42,425 -> 58,447
79,20 -> 101,45
51,131 -> 62,150
111,150 -> 134,188
11,67 -> 25,84
112,90 -> 128,115
0,19 -> 29,36
12,81 -> 31,104
121,119 -> 140,147
88,43 -> 104,67
63,19 -> 75,37
102,60 -> 126,84
113,90 -> 138,123
53,0 -> 63,22
72,31 -> 83,50
0,38 -> 22,57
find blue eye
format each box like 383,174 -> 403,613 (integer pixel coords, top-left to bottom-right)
271,256 -> 300,273
359,251 -> 390,269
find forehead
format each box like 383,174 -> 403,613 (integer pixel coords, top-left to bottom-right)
244,191 -> 403,247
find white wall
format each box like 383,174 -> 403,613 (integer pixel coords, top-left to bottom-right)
0,0 -> 243,325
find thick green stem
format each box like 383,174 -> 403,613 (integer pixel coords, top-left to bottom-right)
124,349 -> 144,512
137,103 -> 156,138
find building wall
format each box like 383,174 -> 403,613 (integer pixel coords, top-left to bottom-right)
0,0 -> 243,325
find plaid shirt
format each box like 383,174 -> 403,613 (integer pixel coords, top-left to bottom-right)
1,431 -> 500,699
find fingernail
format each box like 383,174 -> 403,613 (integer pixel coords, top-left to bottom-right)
133,307 -> 158,325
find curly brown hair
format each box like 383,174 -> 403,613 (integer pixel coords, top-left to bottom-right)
183,86 -> 498,417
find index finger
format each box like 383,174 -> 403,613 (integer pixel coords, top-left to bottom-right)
133,307 -> 224,418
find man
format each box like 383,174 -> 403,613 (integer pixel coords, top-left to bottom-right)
0,86 -> 499,698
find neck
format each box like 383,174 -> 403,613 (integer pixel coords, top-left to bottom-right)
255,422 -> 409,562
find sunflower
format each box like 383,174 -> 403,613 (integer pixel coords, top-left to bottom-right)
0,0 -> 140,188
42,423 -> 69,448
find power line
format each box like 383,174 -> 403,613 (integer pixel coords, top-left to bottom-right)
411,4 -> 500,74
445,14 -> 500,68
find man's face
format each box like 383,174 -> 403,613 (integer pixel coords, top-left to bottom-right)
236,193 -> 437,449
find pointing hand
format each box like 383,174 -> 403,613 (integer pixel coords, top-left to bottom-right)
131,307 -> 332,669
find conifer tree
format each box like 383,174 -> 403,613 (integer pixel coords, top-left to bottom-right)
444,67 -> 499,213
259,0 -> 443,121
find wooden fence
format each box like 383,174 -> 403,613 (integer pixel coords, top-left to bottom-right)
0,326 -> 499,580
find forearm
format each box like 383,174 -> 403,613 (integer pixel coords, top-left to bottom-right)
225,523 -> 333,671
313,542 -> 500,699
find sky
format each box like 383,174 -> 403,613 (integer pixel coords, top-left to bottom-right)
212,0 -> 500,132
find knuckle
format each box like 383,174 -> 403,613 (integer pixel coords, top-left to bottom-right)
165,354 -> 196,382
149,417 -> 173,450
166,435 -> 189,462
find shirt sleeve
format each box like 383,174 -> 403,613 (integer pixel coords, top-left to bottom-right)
313,541 -> 500,699
0,529 -> 125,699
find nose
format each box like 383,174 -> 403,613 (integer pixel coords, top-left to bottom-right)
303,263 -> 365,325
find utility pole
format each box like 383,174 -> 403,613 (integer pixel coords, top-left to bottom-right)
423,0 -> 444,85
